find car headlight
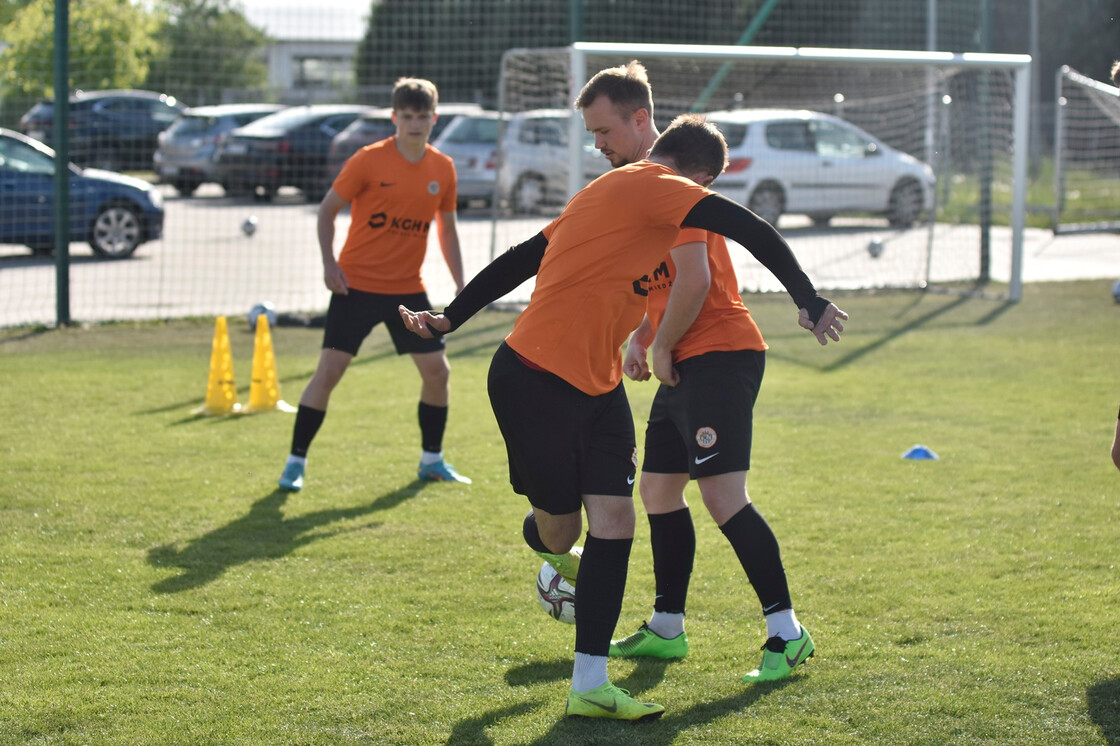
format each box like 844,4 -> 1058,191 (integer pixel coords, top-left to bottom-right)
148,188 -> 164,209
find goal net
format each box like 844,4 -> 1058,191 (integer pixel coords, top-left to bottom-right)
1052,66 -> 1120,234
489,42 -> 1030,301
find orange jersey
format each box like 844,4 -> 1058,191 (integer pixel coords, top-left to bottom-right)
645,228 -> 767,363
332,138 -> 457,294
505,162 -> 711,395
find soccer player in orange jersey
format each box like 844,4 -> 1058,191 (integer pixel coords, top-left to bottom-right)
578,62 -> 818,683
399,113 -> 845,721
277,78 -> 470,493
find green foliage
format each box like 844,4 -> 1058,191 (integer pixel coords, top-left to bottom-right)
144,0 -> 270,105
1,282 -> 1118,744
0,0 -> 159,98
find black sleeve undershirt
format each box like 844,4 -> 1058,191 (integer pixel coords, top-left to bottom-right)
683,193 -> 830,323
438,231 -> 547,333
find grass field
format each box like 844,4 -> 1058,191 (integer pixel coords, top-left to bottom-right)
2,280 -> 1118,745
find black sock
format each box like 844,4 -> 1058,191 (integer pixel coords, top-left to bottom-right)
649,508 -> 695,614
290,404 -> 326,458
719,503 -> 792,614
418,402 -> 448,454
573,534 -> 632,657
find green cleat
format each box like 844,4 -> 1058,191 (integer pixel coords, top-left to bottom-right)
565,681 -> 665,722
609,622 -> 689,659
534,546 -> 581,585
742,627 -> 815,683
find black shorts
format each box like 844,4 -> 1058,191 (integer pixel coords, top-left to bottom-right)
322,289 -> 445,356
642,349 -> 765,479
487,342 -> 637,514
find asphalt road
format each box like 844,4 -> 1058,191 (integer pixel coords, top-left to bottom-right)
3,183 -> 1118,328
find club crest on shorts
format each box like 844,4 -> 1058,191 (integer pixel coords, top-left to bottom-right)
695,426 -> 717,448
428,181 -> 440,195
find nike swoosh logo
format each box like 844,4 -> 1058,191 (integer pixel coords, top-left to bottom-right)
762,602 -> 782,613
576,696 -> 617,713
626,475 -> 636,485
785,637 -> 811,668
380,181 -> 395,187
694,452 -> 719,465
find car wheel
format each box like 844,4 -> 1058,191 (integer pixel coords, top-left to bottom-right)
747,183 -> 784,226
809,214 -> 834,227
887,179 -> 924,227
89,203 -> 142,258
511,173 -> 547,214
173,179 -> 201,197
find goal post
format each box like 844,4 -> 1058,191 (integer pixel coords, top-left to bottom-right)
492,42 -> 1031,301
1052,66 -> 1120,235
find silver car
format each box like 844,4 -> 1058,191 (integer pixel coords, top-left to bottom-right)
496,109 -> 609,214
154,103 -> 285,196
704,109 -> 935,228
431,111 -> 500,208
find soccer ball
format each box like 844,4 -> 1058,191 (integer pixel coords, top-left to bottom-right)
867,236 -> 884,259
1112,279 -> 1120,303
241,215 -> 259,237
247,301 -> 277,331
536,561 -> 576,624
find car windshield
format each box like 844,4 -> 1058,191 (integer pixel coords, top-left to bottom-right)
167,115 -> 218,137
442,117 -> 499,145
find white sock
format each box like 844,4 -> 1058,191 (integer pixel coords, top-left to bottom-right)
286,455 -> 306,467
419,450 -> 442,466
571,652 -> 608,692
765,609 -> 801,641
647,611 -> 685,639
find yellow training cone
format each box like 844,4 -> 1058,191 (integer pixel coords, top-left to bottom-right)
192,316 -> 241,415
243,314 -> 296,414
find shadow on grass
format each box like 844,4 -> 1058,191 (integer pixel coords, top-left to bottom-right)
765,291 -> 1017,373
146,480 -> 429,593
445,701 -> 542,746
1087,677 -> 1120,745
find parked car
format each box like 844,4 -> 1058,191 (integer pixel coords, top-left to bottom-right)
0,128 -> 164,258
431,111 -> 501,208
702,108 -> 935,227
153,103 -> 286,196
323,103 -> 484,192
215,104 -> 369,201
496,109 -> 609,213
18,89 -> 186,173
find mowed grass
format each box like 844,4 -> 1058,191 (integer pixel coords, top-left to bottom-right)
1,280 -> 1118,745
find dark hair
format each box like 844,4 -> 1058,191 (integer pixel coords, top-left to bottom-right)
649,114 -> 728,180
575,60 -> 654,120
392,77 -> 439,111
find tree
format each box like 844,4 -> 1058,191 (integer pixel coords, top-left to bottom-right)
144,0 -> 269,105
0,0 -> 159,99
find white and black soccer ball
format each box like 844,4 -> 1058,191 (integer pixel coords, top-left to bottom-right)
536,561 -> 576,624
241,215 -> 259,237
1112,279 -> 1120,304
247,301 -> 277,331
867,236 -> 884,259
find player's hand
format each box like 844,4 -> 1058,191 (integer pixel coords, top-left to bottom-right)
324,262 -> 349,295
651,345 -> 679,387
623,342 -> 650,381
398,305 -> 450,338
799,303 -> 847,345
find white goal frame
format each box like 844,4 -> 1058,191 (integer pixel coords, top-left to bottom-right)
496,42 -> 1031,301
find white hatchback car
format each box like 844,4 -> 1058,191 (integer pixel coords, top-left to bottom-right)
496,109 -> 609,213
703,109 -> 935,227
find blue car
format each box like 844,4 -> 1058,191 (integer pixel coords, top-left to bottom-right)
0,128 -> 164,258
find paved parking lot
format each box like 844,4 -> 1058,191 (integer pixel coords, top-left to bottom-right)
2,183 -> 1119,328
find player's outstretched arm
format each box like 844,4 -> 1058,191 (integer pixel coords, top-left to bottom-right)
798,303 -> 848,345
